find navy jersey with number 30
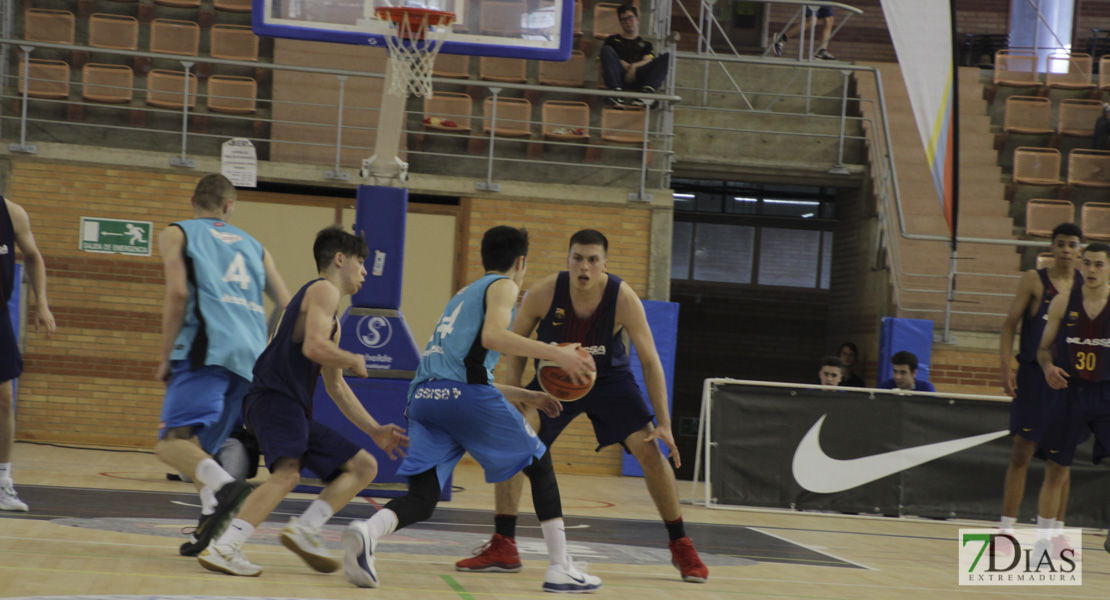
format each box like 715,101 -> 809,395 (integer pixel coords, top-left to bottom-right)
1059,286 -> 1110,382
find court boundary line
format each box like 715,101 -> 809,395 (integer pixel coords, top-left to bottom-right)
747,527 -> 877,571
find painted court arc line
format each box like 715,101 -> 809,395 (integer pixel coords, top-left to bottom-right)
440,575 -> 478,600
748,527 -> 877,571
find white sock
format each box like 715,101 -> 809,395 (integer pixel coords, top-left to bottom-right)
300,499 -> 334,532
1036,516 -> 1055,540
0,463 -> 11,482
365,508 -> 399,542
215,518 -> 254,548
1055,520 -> 1064,531
194,458 -> 234,492
540,518 -> 568,568
199,486 -> 217,516
999,516 -> 1016,534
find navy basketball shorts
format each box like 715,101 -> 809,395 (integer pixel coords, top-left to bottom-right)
1037,380 -> 1110,467
1011,361 -> 1058,441
159,361 -> 251,455
529,373 -> 656,452
0,303 -> 22,383
398,380 -> 547,491
243,391 -> 362,482
805,6 -> 834,18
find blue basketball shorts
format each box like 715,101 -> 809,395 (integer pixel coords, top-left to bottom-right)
0,303 -> 22,383
159,361 -> 251,455
1011,361 -> 1059,441
529,372 -> 655,452
805,6 -> 834,18
1036,380 -> 1110,467
398,380 -> 547,491
243,391 -> 363,482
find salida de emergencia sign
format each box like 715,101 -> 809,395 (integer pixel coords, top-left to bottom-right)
80,217 -> 153,256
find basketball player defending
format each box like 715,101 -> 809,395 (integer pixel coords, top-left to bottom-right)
0,198 -> 55,512
155,174 -> 291,554
456,229 -> 709,583
198,226 -> 408,577
1036,242 -> 1110,557
343,226 -> 602,592
995,223 -> 1083,547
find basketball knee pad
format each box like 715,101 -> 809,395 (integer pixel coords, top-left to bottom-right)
385,468 -> 441,529
523,451 -> 562,521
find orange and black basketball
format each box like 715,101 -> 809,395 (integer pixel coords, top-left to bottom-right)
538,343 -> 596,401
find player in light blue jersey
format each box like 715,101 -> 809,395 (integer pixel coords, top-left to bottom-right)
154,174 -> 291,557
342,226 -> 603,593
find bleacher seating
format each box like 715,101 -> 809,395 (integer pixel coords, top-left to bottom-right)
433,54 -> 470,79
601,105 -> 646,143
479,0 -> 524,36
593,3 -> 621,39
1045,53 -> 1093,91
480,57 -> 527,83
24,8 -> 75,45
1081,202 -> 1110,240
19,58 -> 70,99
424,92 -> 473,133
155,0 -> 201,9
1002,96 -> 1051,135
1101,56 -> 1110,92
1056,99 -> 1102,137
209,24 -> 259,62
82,63 -> 133,103
994,50 -> 1040,87
1035,253 -> 1055,269
539,50 -> 586,87
146,69 -> 198,109
150,19 -> 201,57
542,100 -> 590,140
1025,199 -> 1075,237
214,0 -> 252,12
1013,147 -> 1062,185
207,75 -> 256,114
89,14 -> 139,51
1067,149 -> 1110,188
483,96 -> 532,137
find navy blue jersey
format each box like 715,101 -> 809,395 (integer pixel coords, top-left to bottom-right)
248,279 -> 335,414
0,199 -> 14,303
1058,286 -> 1110,382
1017,268 -> 1082,363
532,272 -> 630,379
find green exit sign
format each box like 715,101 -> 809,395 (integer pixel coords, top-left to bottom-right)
80,217 -> 153,256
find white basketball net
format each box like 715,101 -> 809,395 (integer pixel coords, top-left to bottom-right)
381,12 -> 454,98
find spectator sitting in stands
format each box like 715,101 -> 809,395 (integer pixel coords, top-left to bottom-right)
878,351 -> 936,392
838,342 -> 865,387
818,356 -> 843,386
600,4 -> 670,109
1094,103 -> 1110,150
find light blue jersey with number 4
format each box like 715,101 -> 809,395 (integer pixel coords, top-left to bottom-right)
170,218 -> 267,380
412,273 -> 510,390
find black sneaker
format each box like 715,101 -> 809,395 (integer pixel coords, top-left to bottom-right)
815,48 -> 837,61
772,34 -> 785,57
605,96 -> 627,108
180,512 -> 214,556
188,480 -> 252,555
639,86 -> 656,108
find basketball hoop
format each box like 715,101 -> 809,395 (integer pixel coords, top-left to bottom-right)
376,7 -> 456,98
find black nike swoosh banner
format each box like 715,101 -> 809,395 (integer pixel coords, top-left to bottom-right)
710,383 -> 1110,527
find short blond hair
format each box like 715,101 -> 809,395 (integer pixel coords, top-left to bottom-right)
193,174 -> 235,211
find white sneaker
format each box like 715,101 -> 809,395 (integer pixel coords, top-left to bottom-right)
198,542 -> 262,577
342,520 -> 379,588
0,481 -> 28,512
543,557 -> 602,593
281,516 -> 339,573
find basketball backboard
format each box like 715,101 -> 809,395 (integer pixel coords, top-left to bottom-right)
252,0 -> 575,60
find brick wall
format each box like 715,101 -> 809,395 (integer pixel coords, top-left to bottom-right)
463,196 -> 654,475
8,159 -> 198,447
1075,0 -> 1110,49
931,344 -> 1004,396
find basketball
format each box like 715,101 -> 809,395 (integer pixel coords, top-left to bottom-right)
538,344 -> 596,401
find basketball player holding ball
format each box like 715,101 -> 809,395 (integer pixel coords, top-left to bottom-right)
456,229 -> 709,583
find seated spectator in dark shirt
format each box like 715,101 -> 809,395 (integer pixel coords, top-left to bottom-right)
818,356 -> 843,386
1094,103 -> 1110,150
838,341 -> 865,387
599,4 -> 670,108
877,350 -> 936,392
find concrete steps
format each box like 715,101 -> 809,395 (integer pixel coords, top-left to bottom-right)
857,62 -> 1019,332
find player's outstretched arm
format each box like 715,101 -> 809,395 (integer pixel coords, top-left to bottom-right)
618,282 -> 680,468
482,278 -> 595,383
504,275 -> 556,389
9,200 -> 54,337
157,225 -> 188,384
1039,293 -> 1069,390
322,358 -> 409,459
301,280 -> 366,375
495,383 -> 562,418
999,270 -> 1037,397
261,248 -> 292,309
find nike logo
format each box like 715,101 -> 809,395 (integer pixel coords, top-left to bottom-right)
791,415 -> 1008,493
1022,428 -> 1033,432
552,322 -> 564,326
568,573 -> 587,584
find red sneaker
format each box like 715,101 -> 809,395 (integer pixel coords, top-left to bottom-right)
455,533 -> 523,573
669,537 -> 708,583
1052,534 -> 1080,560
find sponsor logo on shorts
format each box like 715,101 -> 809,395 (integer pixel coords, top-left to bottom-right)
413,386 -> 461,400
555,308 -> 565,319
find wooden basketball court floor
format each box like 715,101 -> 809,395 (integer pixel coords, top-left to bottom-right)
2,442 -> 1107,600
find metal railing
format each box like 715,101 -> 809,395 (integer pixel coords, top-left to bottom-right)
671,0 -> 1049,336
1,37 -> 681,198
